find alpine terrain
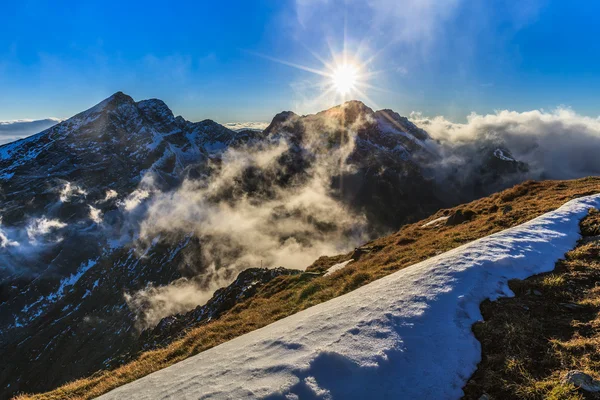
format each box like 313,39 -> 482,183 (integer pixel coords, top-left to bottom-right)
0,92 -> 565,399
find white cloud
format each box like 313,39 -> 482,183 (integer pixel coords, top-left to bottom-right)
128,111 -> 370,328
294,0 -> 462,47
119,189 -> 150,212
124,264 -> 231,330
59,182 -> 87,203
89,205 -> 103,224
99,189 -> 118,203
222,122 -> 269,132
0,118 -> 61,145
411,107 -> 600,179
26,217 -> 67,244
0,218 -> 19,248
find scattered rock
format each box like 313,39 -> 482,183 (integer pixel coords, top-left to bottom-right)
445,209 -> 476,226
350,245 -> 384,260
562,370 -> 600,392
478,394 -> 490,400
533,290 -> 542,296
502,205 -> 513,214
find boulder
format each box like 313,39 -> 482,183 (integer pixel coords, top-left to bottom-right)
562,370 -> 600,392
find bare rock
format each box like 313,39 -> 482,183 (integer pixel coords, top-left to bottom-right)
445,209 -> 476,226
562,370 -> 600,392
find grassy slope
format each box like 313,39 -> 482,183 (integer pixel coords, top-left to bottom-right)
463,208 -> 600,399
17,177 -> 600,400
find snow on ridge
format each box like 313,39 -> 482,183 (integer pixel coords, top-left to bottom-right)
99,194 -> 600,400
324,259 -> 353,277
421,215 -> 449,228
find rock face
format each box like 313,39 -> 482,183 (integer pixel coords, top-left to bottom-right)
446,209 -> 476,226
0,93 -> 529,398
562,370 -> 600,392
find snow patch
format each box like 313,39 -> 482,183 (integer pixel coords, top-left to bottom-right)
324,260 -> 353,277
421,216 -> 449,228
46,258 -> 99,302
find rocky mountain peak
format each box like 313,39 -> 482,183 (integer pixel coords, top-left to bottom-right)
317,100 -> 376,127
88,91 -> 136,114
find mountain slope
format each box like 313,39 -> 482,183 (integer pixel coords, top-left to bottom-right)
20,178 -> 600,400
0,93 -> 246,398
93,192 -> 600,399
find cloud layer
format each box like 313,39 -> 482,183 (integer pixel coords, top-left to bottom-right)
412,108 -> 600,180
0,119 -> 61,145
222,122 -> 269,132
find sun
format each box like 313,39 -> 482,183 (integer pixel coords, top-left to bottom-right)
331,63 -> 359,95
253,47 -> 380,104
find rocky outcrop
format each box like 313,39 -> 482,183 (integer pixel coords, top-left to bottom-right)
562,370 -> 600,392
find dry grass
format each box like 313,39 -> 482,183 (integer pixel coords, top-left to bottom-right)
463,207 -> 600,399
16,177 -> 600,400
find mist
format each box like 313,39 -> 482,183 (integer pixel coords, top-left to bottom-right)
125,114 -> 370,328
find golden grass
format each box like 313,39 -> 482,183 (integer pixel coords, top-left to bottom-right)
463,207 -> 600,399
16,177 -> 600,400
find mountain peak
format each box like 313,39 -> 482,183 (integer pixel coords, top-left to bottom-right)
85,91 -> 136,116
319,100 -> 374,116
264,111 -> 298,134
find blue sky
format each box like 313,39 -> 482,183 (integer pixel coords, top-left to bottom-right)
1,0 -> 599,123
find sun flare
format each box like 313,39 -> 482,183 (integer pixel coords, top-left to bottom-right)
254,47 -> 380,106
331,64 -> 359,95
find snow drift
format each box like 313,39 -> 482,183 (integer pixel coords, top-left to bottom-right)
98,193 -> 600,399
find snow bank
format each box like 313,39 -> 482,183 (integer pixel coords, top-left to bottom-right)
323,259 -> 353,276
99,194 -> 600,400
421,216 -> 449,228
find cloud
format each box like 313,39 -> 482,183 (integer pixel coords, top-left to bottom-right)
124,264 -> 231,330
98,189 -> 118,203
88,206 -> 103,224
127,109 -> 371,328
26,218 -> 67,244
222,122 -> 269,132
411,107 -> 600,180
118,189 -> 151,212
0,118 -> 61,145
0,219 -> 19,248
294,0 -> 462,47
366,0 -> 462,45
59,182 -> 87,203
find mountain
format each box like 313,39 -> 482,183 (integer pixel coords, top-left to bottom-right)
0,93 -> 530,398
